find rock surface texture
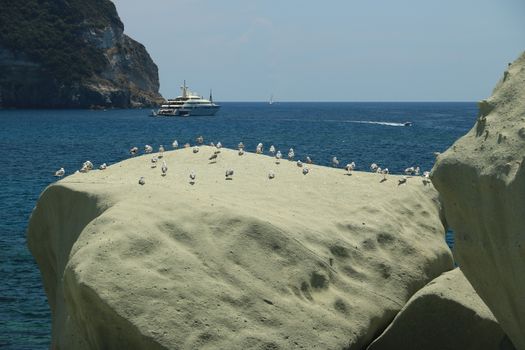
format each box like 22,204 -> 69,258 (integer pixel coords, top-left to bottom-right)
367,268 -> 513,350
28,147 -> 453,349
0,1 -> 163,108
432,52 -> 525,350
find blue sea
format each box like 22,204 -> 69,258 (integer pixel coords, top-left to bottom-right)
0,102 -> 476,349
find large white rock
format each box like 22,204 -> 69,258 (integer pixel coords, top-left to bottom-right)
367,268 -> 513,350
28,146 -> 453,349
432,52 -> 525,350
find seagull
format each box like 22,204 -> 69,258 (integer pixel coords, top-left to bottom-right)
54,167 -> 65,177
151,156 -> 158,168
345,162 -> 355,174
139,177 -> 146,185
99,163 -> 107,170
184,143 -> 191,148
268,170 -> 275,179
238,142 -> 245,150
297,160 -> 303,167
414,166 -> 420,176
302,167 -> 309,175
130,146 -> 139,155
144,145 -> 153,153
422,171 -> 431,185
196,136 -> 204,145
269,145 -> 276,155
288,148 -> 295,161
404,167 -> 415,175
238,149 -> 245,156
225,168 -> 234,180
80,160 -> 93,173
433,152 -> 441,157
332,157 -> 339,168
216,142 -> 222,149
172,140 -> 179,149
381,168 -> 389,181
189,170 -> 196,184
306,156 -> 312,164
376,167 -> 382,174
398,176 -> 407,185
158,145 -> 165,158
209,153 -> 218,161
193,146 -> 200,153
161,161 -> 168,176
209,142 -> 215,147
276,151 -> 282,164
370,163 -> 378,172
256,143 -> 263,154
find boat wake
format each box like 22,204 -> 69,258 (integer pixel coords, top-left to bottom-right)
349,121 -> 410,127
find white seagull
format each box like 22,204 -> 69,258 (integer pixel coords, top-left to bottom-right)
370,163 -> 378,172
144,145 -> 153,153
216,142 -> 222,149
297,160 -> 303,167
288,148 -> 295,161
196,136 -> 204,144
302,167 -> 309,175
381,168 -> 389,181
161,161 -> 168,176
238,149 -> 245,156
225,168 -> 234,180
238,142 -> 245,150
193,146 -> 200,153
158,145 -> 165,158
345,162 -> 355,174
256,143 -> 263,154
404,167 -> 415,175
139,177 -> 146,185
332,156 -> 339,168
151,156 -> 158,168
54,167 -> 65,177
130,146 -> 139,155
269,145 -> 276,155
268,170 -> 275,179
172,140 -> 179,149
189,170 -> 196,184
276,150 -> 282,164
306,156 -> 312,164
422,171 -> 431,185
99,163 -> 107,170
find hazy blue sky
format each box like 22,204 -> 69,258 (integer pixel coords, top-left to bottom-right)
112,0 -> 524,101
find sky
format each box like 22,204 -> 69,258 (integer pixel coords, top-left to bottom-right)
112,0 -> 524,101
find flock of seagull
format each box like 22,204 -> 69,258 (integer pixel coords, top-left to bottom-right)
54,136 -> 432,186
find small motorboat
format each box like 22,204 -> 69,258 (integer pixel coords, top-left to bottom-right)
403,121 -> 413,126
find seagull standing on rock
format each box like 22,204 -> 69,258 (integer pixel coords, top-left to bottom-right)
54,167 -> 65,177
381,168 -> 389,181
172,140 -> 179,149
345,162 -> 355,174
189,170 -> 196,184
139,177 -> 146,185
158,145 -> 165,158
288,148 -> 295,161
302,167 -> 309,175
161,161 -> 168,176
80,161 -> 93,173
193,146 -> 200,153
225,168 -> 234,180
99,163 -> 107,170
151,156 -> 158,168
269,145 -> 276,155
238,149 -> 245,156
268,170 -> 275,179
332,157 -> 339,168
306,156 -> 312,164
404,167 -> 415,175
297,160 -> 303,167
370,163 -> 378,172
130,146 -> 139,155
256,143 -> 263,154
216,142 -> 222,150
422,171 -> 431,185
238,142 -> 245,150
276,151 -> 282,164
144,145 -> 153,153
196,136 -> 204,145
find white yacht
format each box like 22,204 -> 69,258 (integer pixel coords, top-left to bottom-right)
155,81 -> 220,116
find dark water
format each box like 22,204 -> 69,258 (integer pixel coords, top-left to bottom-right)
0,102 -> 476,349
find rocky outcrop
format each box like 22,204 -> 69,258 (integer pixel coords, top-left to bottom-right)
28,147 -> 453,349
432,52 -> 525,350
0,1 -> 163,108
367,268 -> 513,350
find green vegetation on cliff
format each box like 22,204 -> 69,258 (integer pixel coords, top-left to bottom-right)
0,0 -> 121,82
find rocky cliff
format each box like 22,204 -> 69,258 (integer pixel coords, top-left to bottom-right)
0,0 -> 163,108
28,146 -> 453,349
432,52 -> 525,350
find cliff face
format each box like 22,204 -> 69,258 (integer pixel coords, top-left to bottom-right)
432,52 -> 525,350
0,0 -> 163,108
27,147 -> 453,349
